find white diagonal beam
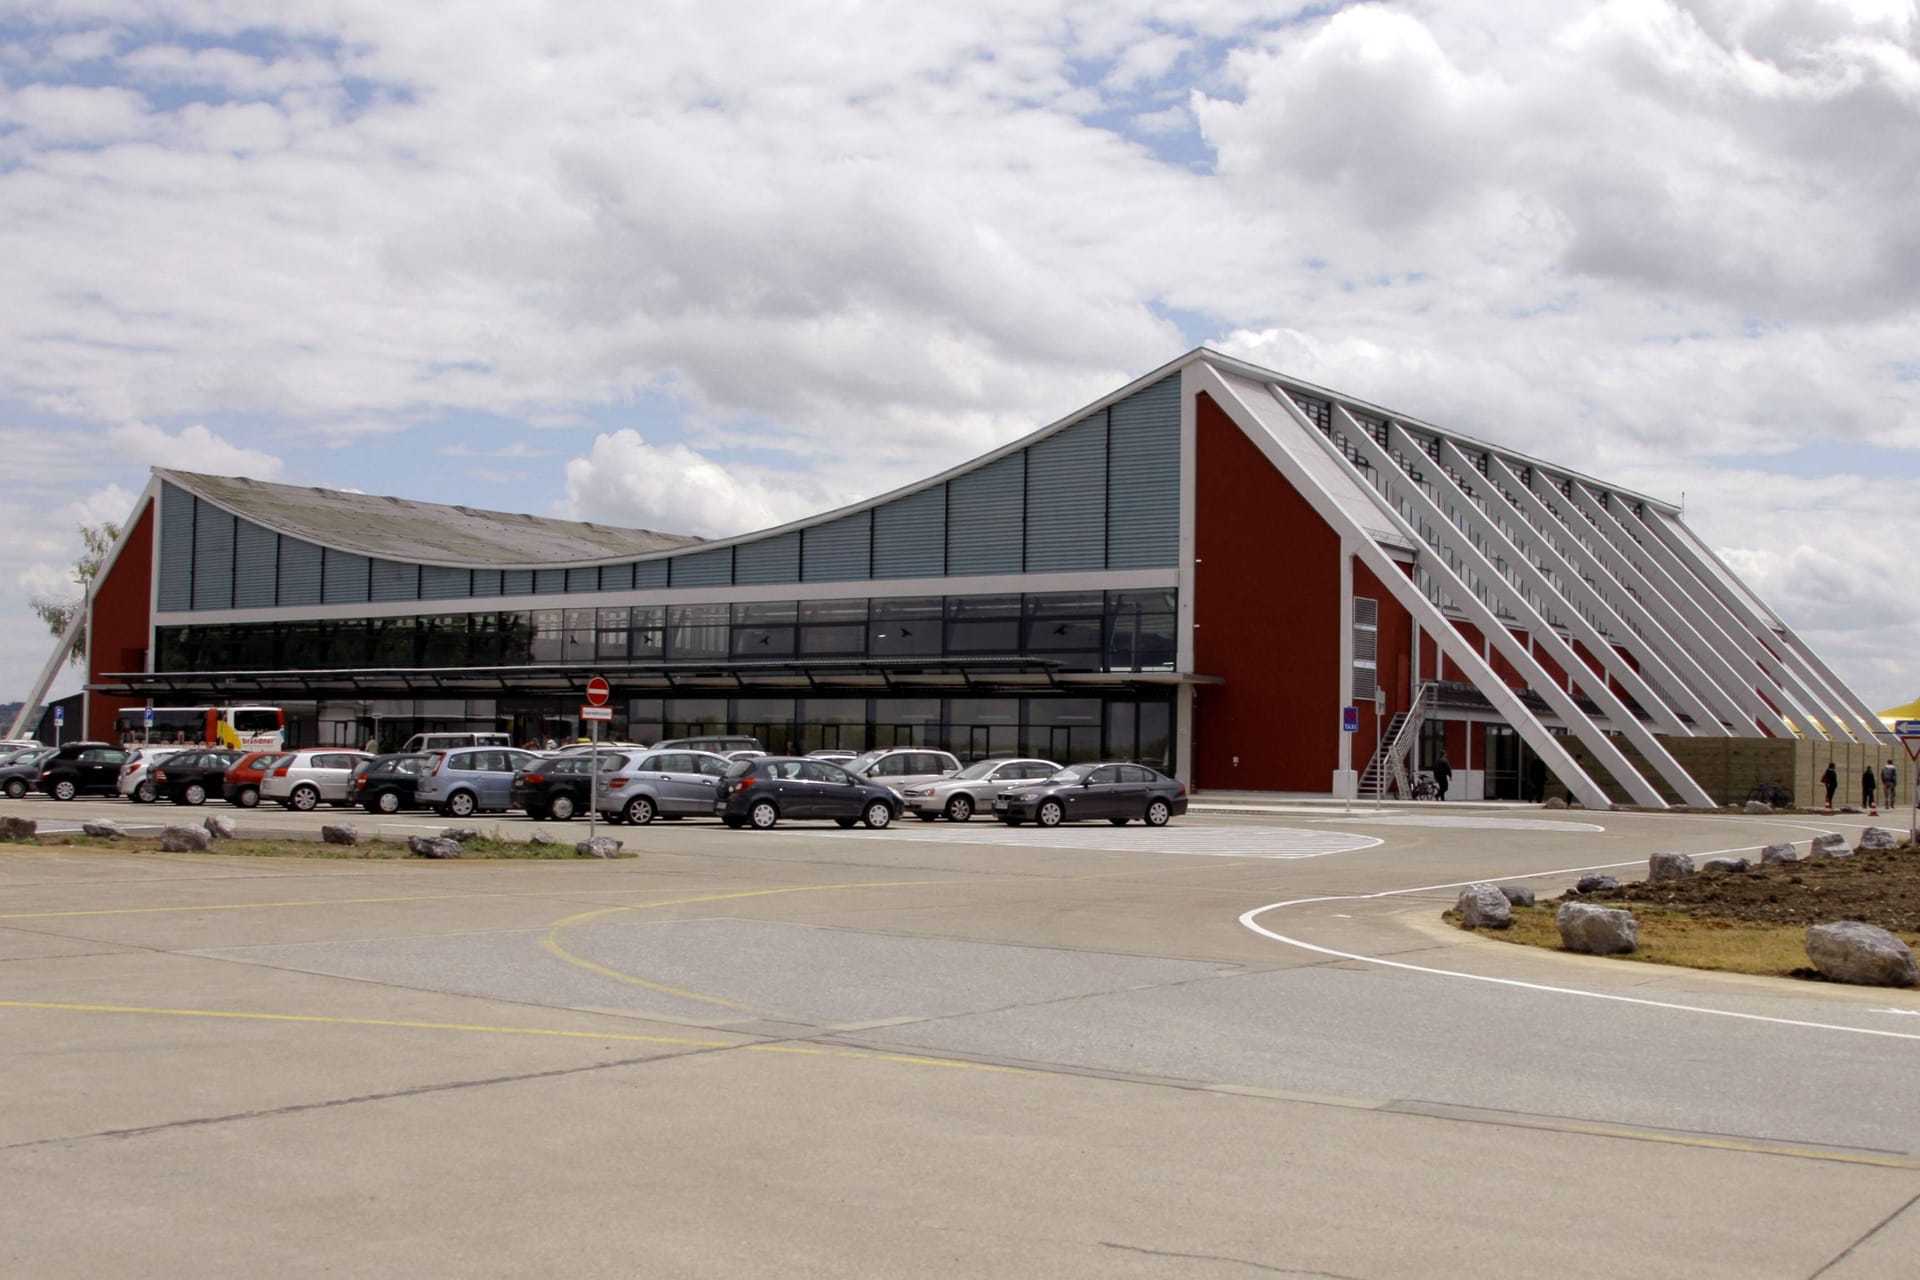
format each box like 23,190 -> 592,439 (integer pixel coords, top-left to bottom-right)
1482,455 -> 1733,735
9,610 -> 82,740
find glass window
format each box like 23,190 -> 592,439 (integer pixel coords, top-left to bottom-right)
946,696 -> 1018,760
665,697 -> 727,738
799,598 -> 868,657
732,601 -> 797,659
597,608 -> 630,660
563,609 -> 596,663
530,611 -> 565,663
1089,766 -> 1121,785
234,625 -> 275,670
801,760 -> 850,784
628,606 -> 665,660
869,597 -> 942,658
330,619 -> 371,667
367,617 -> 417,667
1024,592 -> 1103,667
420,615 -> 471,667
1027,697 -> 1102,764
871,698 -> 940,748
1106,590 -> 1177,672
1138,701 -> 1171,769
945,594 -> 1021,655
666,605 -> 729,662
627,698 -> 664,745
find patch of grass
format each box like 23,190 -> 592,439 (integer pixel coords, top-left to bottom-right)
1447,905 -> 1920,979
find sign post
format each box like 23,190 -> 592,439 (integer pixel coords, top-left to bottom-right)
1897,721 -> 1920,844
53,704 -> 64,747
142,704 -> 154,746
583,678 -> 612,846
1338,706 -> 1359,812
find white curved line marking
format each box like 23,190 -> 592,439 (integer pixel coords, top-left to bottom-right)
1237,845 -> 1920,1043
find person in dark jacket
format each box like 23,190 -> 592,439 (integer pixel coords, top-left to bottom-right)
1433,753 -> 1453,801
1822,762 -> 1838,808
1863,767 -> 1877,810
1883,761 -> 1898,808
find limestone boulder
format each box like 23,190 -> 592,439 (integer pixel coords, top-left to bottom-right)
1743,799 -> 1773,815
1701,856 -> 1751,874
159,825 -> 210,852
1760,842 -> 1798,865
1805,922 -> 1919,988
1574,874 -> 1619,894
1498,885 -> 1536,909
528,830 -> 556,846
0,816 -> 36,841
320,824 -> 359,846
440,828 -> 482,844
1543,797 -> 1567,811
1649,851 -> 1695,881
1811,833 -> 1850,859
1557,901 -> 1638,955
1456,883 -> 1513,930
575,836 -> 622,859
407,835 -> 463,859
82,820 -> 123,839
1856,827 -> 1900,854
203,815 -> 237,840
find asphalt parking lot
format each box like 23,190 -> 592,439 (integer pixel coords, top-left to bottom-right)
2,799 -> 1916,1278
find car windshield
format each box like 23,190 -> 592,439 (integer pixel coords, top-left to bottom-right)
953,760 -> 1004,780
1049,764 -> 1097,783
844,751 -> 883,772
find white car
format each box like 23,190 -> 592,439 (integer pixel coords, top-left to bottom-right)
899,758 -> 1063,822
117,746 -> 194,804
261,750 -> 373,811
843,748 -> 962,793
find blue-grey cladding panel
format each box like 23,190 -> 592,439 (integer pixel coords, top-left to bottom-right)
872,484 -> 945,579
734,531 -> 800,586
232,520 -> 279,609
502,569 -> 533,596
157,484 -> 196,612
370,559 -> 420,603
600,562 -> 634,591
470,569 -> 502,597
566,567 -> 599,593
1106,374 -> 1181,569
635,559 -> 668,589
322,549 -> 371,605
535,568 -> 566,596
946,453 -> 1024,576
802,511 -> 870,581
669,546 -> 733,587
421,566 -> 472,600
278,539 -> 323,607
1025,411 -> 1107,572
191,504 -> 236,611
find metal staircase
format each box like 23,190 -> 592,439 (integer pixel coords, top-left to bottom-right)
1360,682 -> 1436,802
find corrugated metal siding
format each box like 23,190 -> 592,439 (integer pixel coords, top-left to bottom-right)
600,562 -> 634,591
322,549 -> 371,605
734,531 -> 800,586
420,566 -> 472,600
872,483 -> 946,579
157,484 -> 196,612
635,559 -> 668,589
232,520 -> 279,608
370,558 -> 420,602
191,503 -> 236,611
1106,374 -> 1181,569
470,569 -> 502,597
802,511 -> 871,581
670,546 -> 733,587
566,567 -> 599,593
502,569 -> 533,596
1025,410 -> 1107,572
278,538 -> 323,607
534,568 -> 566,596
946,453 -> 1024,576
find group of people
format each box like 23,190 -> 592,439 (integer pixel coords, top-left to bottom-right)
1820,761 -> 1901,809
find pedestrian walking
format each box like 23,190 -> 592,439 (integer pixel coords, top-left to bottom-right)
1433,752 -> 1453,801
1822,762 -> 1838,809
1883,760 -> 1898,808
1863,766 -> 1878,811
1526,755 -> 1548,804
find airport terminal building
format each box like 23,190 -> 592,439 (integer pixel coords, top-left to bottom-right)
39,348 -> 1896,807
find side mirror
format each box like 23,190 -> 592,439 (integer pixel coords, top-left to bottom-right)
1081,777 -> 1096,787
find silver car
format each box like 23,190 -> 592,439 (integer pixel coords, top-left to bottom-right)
117,746 -> 194,804
899,758 -> 1063,822
414,746 -> 542,817
261,749 -> 372,811
844,748 -> 962,793
598,749 -> 732,825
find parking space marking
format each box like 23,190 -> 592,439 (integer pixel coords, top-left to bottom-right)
802,823 -> 1383,859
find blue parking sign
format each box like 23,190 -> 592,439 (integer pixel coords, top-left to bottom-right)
143,706 -> 154,726
53,706 -> 63,726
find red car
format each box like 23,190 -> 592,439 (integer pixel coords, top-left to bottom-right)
222,750 -> 287,809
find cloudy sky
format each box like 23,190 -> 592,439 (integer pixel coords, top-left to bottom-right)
2,0 -> 1916,712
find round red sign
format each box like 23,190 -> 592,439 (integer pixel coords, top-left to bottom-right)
584,676 -> 611,706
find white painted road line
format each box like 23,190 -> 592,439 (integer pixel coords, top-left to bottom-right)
807,824 -> 1385,860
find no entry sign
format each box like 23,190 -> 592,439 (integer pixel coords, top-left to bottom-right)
585,676 -> 611,707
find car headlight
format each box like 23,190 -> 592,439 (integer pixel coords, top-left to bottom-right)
903,787 -> 931,796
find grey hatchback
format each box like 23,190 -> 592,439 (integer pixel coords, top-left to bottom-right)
414,746 -> 542,817
598,749 -> 731,825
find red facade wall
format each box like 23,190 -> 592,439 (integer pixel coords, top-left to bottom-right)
86,502 -> 153,741
1191,393 -> 1342,791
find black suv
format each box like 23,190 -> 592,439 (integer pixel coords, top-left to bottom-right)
714,756 -> 900,830
150,748 -> 247,805
34,742 -> 130,800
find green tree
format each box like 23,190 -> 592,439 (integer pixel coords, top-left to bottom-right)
31,521 -> 120,667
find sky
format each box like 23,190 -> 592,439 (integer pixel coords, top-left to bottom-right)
1,0 -> 1916,714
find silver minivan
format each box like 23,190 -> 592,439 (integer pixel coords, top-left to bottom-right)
414,746 -> 541,817
262,750 -> 372,811
598,749 -> 732,825
844,748 -> 962,791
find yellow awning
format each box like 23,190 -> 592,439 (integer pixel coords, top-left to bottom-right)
1878,696 -> 1920,728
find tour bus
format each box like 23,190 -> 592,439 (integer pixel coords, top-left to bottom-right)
113,705 -> 287,751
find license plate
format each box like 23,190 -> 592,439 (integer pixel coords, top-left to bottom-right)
993,797 -> 1009,809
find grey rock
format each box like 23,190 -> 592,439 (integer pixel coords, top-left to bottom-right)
320,823 -> 359,846
1456,883 -> 1513,930
1743,799 -> 1773,815
407,835 -> 464,859
1498,885 -> 1536,908
1543,797 -> 1567,811
1760,842 -> 1799,865
527,830 -> 556,846
1556,901 -> 1638,955
440,827 -> 482,844
159,825 -> 210,852
1811,832 -> 1851,859
1649,851 -> 1696,881
575,836 -> 622,859
1574,874 -> 1619,894
81,820 -> 124,839
0,816 -> 36,841
203,815 -> 237,840
1857,827 -> 1899,853
1701,856 -> 1752,874
1806,921 -> 1919,988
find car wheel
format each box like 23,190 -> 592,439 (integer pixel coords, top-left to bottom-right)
130,780 -> 155,803
748,799 -> 778,830
862,801 -> 893,830
51,778 -> 77,801
2,778 -> 25,799
288,785 -> 319,812
182,783 -> 207,806
722,816 -> 747,829
624,796 -> 655,826
1036,800 -> 1063,827
944,794 -> 973,823
834,817 -> 857,828
1144,799 -> 1172,827
235,786 -> 259,809
548,794 -> 575,821
374,790 -> 401,814
447,791 -> 477,818
1108,817 -> 1129,825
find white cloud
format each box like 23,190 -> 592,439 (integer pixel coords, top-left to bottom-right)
104,422 -> 283,479
560,430 -> 863,539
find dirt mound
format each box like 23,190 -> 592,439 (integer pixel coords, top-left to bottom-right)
1566,844 -> 1920,932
